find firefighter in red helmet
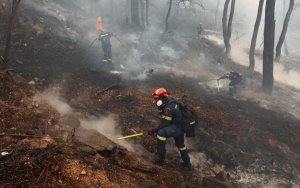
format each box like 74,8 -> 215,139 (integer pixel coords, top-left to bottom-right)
218,71 -> 243,96
148,88 -> 192,170
96,16 -> 113,63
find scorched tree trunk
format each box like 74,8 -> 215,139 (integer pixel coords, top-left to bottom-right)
249,0 -> 264,72
2,0 -> 21,69
275,0 -> 294,61
165,0 -> 173,32
262,0 -> 276,94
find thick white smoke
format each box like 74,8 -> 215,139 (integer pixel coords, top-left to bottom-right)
40,87 -> 146,154
41,87 -> 72,116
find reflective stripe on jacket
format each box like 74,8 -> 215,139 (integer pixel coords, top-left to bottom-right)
156,99 -> 183,131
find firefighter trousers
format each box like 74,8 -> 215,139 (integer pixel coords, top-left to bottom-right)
156,125 -> 190,164
101,43 -> 112,61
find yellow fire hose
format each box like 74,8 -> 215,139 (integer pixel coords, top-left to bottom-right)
117,133 -> 144,140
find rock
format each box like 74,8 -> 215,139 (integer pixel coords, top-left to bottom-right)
74,128 -> 117,153
80,169 -> 87,175
19,136 -> 55,149
1,151 -> 9,156
16,60 -> 23,64
77,146 -> 96,155
28,80 -> 35,85
31,100 -> 39,108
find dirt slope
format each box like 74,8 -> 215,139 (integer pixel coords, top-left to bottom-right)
0,70 -> 201,187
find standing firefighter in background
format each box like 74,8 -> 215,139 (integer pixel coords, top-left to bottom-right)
218,71 -> 243,96
148,88 -> 192,170
96,16 -> 113,63
197,23 -> 203,37
99,31 -> 113,63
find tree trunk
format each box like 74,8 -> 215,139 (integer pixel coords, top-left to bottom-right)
0,1 -> 4,26
165,0 -> 173,32
284,40 -> 289,55
131,0 -> 140,27
262,0 -> 276,94
283,0 -> 289,56
139,0 -> 145,29
249,0 -> 264,72
214,0 -> 220,29
226,0 -> 235,54
126,0 -> 131,25
2,0 -> 21,70
275,0 -> 294,61
145,0 -> 149,26
222,0 -> 230,54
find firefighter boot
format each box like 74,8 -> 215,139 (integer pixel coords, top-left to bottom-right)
179,149 -> 192,171
154,139 -> 166,165
180,161 -> 192,171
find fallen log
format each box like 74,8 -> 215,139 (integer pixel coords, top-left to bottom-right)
0,134 -> 57,139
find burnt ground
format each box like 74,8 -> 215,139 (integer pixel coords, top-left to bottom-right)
1,2 -> 300,188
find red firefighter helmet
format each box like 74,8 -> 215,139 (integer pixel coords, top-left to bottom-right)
152,88 -> 169,100
96,16 -> 104,31
224,71 -> 229,77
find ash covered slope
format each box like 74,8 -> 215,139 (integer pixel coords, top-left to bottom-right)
0,2 -> 205,187
0,72 -> 193,187
0,2 -> 188,188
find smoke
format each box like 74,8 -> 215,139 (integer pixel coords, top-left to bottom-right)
41,87 -> 72,116
22,0 -> 300,110
79,115 -> 146,154
22,0 -> 300,75
16,0 -> 220,89
118,41 -> 148,81
232,43 -> 300,90
21,0 -> 208,82
160,46 -> 182,60
240,0 -> 300,55
206,32 -> 300,91
79,115 -> 118,138
40,87 -> 145,154
189,152 -> 212,172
